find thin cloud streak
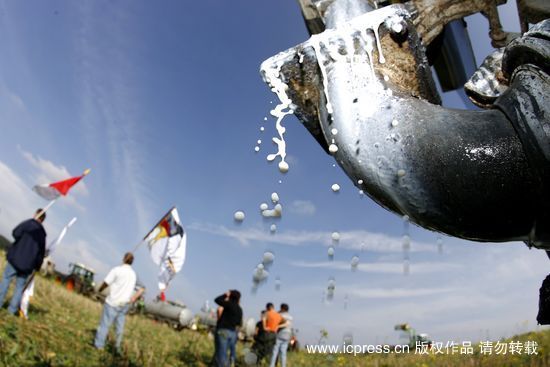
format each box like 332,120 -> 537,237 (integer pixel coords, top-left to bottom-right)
75,2 -> 151,232
348,287 -> 456,299
189,222 -> 438,252
289,260 -> 462,274
289,200 -> 316,216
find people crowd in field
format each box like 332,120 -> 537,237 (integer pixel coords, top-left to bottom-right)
0,210 -> 295,366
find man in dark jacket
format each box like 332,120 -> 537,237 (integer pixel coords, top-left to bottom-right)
214,289 -> 242,367
0,209 -> 47,314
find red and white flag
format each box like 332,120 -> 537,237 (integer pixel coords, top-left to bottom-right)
33,169 -> 91,200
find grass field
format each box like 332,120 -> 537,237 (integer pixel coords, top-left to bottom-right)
0,253 -> 550,366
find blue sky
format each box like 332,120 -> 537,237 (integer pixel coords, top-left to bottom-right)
0,0 -> 548,346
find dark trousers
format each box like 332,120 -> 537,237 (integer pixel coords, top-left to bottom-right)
264,332 -> 277,362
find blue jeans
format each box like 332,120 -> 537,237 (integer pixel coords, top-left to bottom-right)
269,337 -> 289,367
215,328 -> 237,367
94,303 -> 130,350
0,261 -> 30,314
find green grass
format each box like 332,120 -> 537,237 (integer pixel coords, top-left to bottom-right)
1,252 -> 550,366
0,235 -> 10,251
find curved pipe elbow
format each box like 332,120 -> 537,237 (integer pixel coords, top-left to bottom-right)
327,89 -> 539,242
261,8 -> 549,245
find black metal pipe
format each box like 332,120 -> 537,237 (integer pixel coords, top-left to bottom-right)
262,6 -> 550,246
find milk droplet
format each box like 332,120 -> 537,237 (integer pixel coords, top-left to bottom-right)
271,192 -> 279,203
384,75 -> 389,81
331,128 -> 338,135
270,224 -> 277,232
351,256 -> 359,270
397,169 -> 406,177
267,154 -> 277,162
278,161 -> 289,173
257,140 -> 262,144
264,117 -> 268,121
357,179 -> 363,184
262,251 -> 275,265
331,183 -> 340,192
234,211 -> 245,222
260,127 -> 265,131
278,180 -> 282,184
391,119 -> 399,127
255,146 -> 260,152
260,203 -> 269,211
331,231 -> 340,242
274,203 -> 282,214
328,246 -> 335,258
391,22 -> 404,34
329,144 -> 339,154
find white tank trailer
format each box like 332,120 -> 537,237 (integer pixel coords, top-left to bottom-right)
145,299 -> 194,330
241,317 -> 256,341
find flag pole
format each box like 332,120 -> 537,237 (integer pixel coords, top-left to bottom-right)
132,239 -> 145,253
34,198 -> 58,220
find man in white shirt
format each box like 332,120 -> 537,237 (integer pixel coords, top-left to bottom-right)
94,252 -> 144,351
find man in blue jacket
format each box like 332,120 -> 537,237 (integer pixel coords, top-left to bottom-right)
0,209 -> 47,315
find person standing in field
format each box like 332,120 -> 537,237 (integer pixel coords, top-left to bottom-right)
263,302 -> 282,363
214,289 -> 243,367
252,310 -> 268,362
0,209 -> 47,315
94,252 -> 145,351
269,303 -> 293,367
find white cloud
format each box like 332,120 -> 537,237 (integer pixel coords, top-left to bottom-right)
189,222 -> 437,252
19,148 -> 89,197
0,85 -> 25,110
289,260 -> 462,274
289,200 -> 316,216
51,238 -> 111,277
0,160 -> 38,236
18,148 -> 90,212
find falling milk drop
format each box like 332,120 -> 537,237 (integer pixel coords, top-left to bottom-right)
350,256 -> 359,271
260,203 -> 269,211
270,224 -> 277,233
271,192 -> 279,203
329,144 -> 339,154
331,231 -> 340,242
254,146 -> 260,152
234,211 -> 245,222
331,184 -> 340,192
262,251 -> 275,266
328,246 -> 335,260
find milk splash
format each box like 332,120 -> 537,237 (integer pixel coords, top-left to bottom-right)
261,61 -> 294,174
